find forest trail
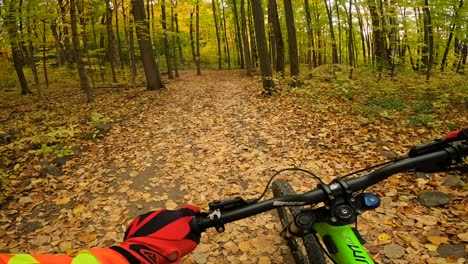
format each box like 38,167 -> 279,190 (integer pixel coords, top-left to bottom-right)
2,70 -> 466,263
3,70 -> 332,263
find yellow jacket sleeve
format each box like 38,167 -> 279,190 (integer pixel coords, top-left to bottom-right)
0,248 -> 128,264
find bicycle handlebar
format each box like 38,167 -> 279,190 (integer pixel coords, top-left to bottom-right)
191,140 -> 468,233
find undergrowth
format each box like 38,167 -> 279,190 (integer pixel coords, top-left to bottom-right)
295,65 -> 468,129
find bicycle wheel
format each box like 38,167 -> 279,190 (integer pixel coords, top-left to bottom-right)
272,179 -> 327,264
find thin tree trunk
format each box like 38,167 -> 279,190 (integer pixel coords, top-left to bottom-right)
251,0 -> 275,94
334,0 -> 342,63
212,0 -> 222,69
114,0 -> 124,70
174,11 -> 184,63
325,0 -> 339,64
232,0 -> 244,68
221,1 -> 231,69
58,0 -> 73,64
26,3 -> 44,99
171,3 -> 179,77
161,0 -> 174,79
423,0 -> 434,81
241,0 -> 252,76
70,0 -> 94,102
129,19 -> 137,86
196,0 -> 201,75
248,0 -> 257,67
441,0 -> 463,72
304,0 -> 313,78
50,22 -> 65,66
354,0 -> 366,64
105,0 -> 118,82
346,0 -> 354,78
387,0 -> 398,77
42,21 -> 49,88
6,0 -> 31,95
190,10 -> 196,64
284,0 -> 300,86
132,0 -> 165,90
269,0 -> 285,74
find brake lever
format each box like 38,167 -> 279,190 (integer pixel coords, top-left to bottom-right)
408,138 -> 448,157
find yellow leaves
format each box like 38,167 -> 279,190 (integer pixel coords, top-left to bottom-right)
165,200 -> 178,209
55,197 -> 70,205
424,243 -> 438,252
378,233 -> 392,243
457,231 -> 468,242
78,233 -> 98,243
426,236 -> 448,245
238,240 -> 252,252
73,204 -> 86,214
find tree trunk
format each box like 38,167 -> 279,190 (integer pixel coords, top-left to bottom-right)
268,0 -> 285,74
70,0 -> 94,103
324,0 -> 339,64
283,0 -> 300,86
354,0 -> 366,64
114,0 -> 124,70
131,0 -> 165,90
161,0 -> 174,79
334,0 -> 342,63
196,0 -> 201,75
6,0 -> 31,95
241,0 -> 253,76
441,0 -> 463,72
171,3 -> 179,77
248,0 -> 258,67
232,0 -> 244,68
387,0 -> 398,77
212,0 -> 222,69
367,0 -> 388,71
174,12 -> 184,63
58,0 -> 73,64
50,22 -> 66,66
129,19 -> 137,86
423,0 -> 434,80
105,0 -> 119,82
347,0 -> 354,74
304,0 -> 313,78
42,21 -> 49,88
190,10 -> 196,64
221,1 -> 231,69
251,0 -> 275,94
26,3 -> 44,99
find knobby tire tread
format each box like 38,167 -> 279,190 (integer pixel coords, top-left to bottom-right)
272,179 -> 327,264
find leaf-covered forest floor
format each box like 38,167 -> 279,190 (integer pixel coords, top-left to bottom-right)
0,67 -> 467,263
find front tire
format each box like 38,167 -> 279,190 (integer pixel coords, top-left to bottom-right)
272,179 -> 326,264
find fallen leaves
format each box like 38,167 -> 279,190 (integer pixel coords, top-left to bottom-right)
1,70 -> 467,263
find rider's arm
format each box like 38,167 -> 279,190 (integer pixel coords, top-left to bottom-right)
0,205 -> 200,264
0,248 -> 127,264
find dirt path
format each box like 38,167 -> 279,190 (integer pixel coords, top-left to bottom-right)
4,70 -> 338,263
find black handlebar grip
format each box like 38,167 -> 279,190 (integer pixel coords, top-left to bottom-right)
446,128 -> 468,141
190,214 -> 211,234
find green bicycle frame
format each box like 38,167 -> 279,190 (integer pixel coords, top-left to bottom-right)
314,222 -> 374,263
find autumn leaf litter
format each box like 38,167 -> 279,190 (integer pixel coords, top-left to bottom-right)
1,70 -> 467,263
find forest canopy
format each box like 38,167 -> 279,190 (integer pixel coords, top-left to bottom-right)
0,0 -> 466,99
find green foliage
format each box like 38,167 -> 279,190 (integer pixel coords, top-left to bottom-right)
91,112 -> 107,126
35,144 -> 74,157
334,82 -> 355,100
407,114 -> 435,127
412,100 -> 433,114
368,97 -> 405,111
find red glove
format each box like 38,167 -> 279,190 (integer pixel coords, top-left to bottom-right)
446,128 -> 468,141
110,205 -> 200,264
